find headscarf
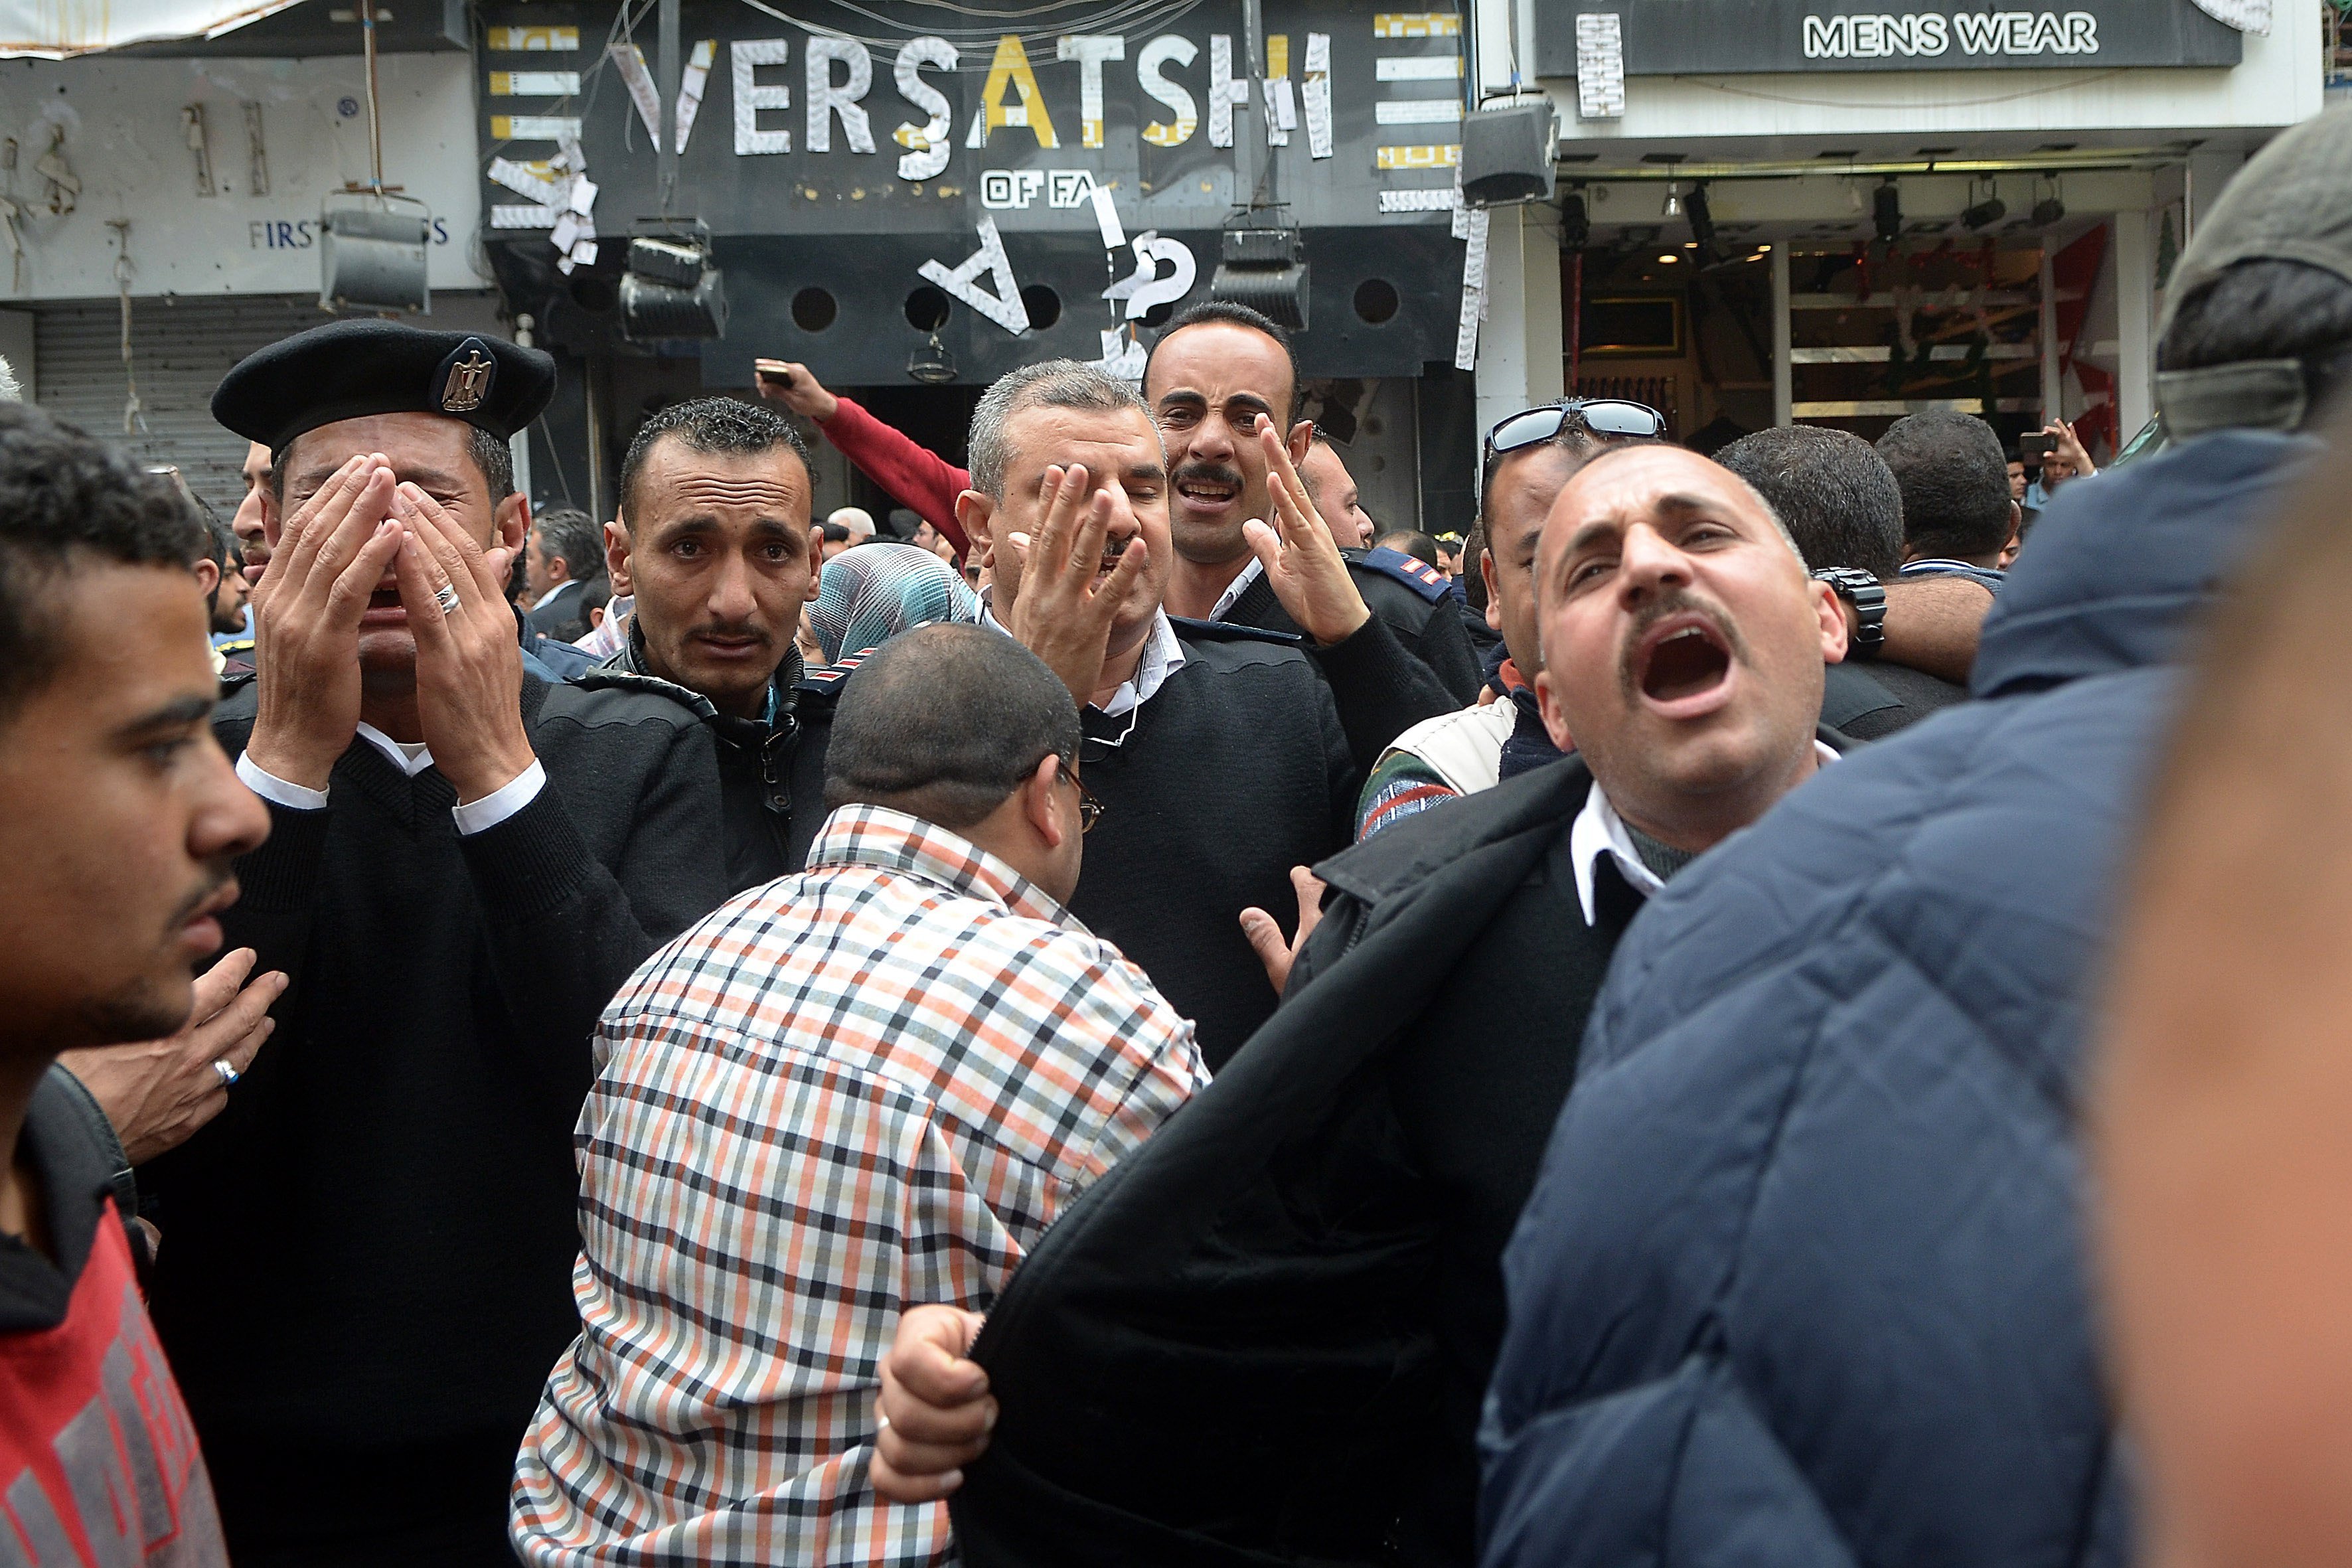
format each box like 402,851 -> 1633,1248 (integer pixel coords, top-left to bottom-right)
808,542 -> 980,665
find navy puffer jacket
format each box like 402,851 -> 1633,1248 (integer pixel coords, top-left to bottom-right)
1479,430 -> 2312,1568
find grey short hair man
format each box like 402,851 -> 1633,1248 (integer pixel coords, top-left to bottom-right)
525,506 -> 605,639
966,360 -> 1160,501
513,621 -> 1204,1568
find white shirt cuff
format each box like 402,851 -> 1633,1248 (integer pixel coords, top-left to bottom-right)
451,761 -> 545,836
236,751 -> 329,812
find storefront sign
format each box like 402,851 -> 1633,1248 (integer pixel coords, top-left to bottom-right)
476,1 -> 1472,237
1530,0 -> 2242,76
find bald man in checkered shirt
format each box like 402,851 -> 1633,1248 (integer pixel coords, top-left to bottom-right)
510,625 -> 1206,1566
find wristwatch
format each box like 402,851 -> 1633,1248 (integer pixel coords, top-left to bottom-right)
1811,568 -> 1887,659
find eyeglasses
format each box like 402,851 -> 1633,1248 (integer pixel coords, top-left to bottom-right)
1482,400 -> 1668,463
1057,760 -> 1106,834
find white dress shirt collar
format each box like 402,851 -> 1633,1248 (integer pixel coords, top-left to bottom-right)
1569,741 -> 1842,926
979,603 -> 1186,716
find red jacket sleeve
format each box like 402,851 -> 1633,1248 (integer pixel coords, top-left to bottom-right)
819,396 -> 973,554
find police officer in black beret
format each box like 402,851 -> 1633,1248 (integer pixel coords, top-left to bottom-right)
139,320 -> 726,1566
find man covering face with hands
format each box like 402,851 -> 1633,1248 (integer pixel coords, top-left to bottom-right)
141,320 -> 725,1568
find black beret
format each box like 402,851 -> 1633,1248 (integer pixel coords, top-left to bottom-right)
212,319 -> 557,458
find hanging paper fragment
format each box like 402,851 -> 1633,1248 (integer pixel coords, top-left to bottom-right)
674,39 -> 715,153
1575,13 -> 1624,119
1454,206 -> 1490,370
1090,184 -> 1126,250
1303,33 -> 1333,159
608,41 -> 664,149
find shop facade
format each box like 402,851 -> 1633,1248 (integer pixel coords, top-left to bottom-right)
1458,0 -> 2324,467
0,28 -> 495,514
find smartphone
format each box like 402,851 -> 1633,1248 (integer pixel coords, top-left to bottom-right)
754,358 -> 793,389
2020,432 -> 2057,463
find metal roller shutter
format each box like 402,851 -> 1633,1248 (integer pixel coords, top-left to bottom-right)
33,294 -> 331,518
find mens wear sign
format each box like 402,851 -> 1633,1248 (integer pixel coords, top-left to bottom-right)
1531,0 -> 2244,76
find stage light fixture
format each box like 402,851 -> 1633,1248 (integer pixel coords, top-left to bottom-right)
320,195 -> 430,315
618,226 -> 728,341
1962,180 -> 2007,232
1560,189 -> 1589,250
2032,179 -> 2066,227
1210,221 -> 1310,331
1873,179 -> 1903,246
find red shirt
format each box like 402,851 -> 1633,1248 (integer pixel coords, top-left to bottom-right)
0,1079 -> 225,1566
818,396 -> 972,555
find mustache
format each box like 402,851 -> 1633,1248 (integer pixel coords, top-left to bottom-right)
167,866 -> 235,932
1616,589 -> 1747,699
1172,461 -> 1244,491
690,622 -> 773,643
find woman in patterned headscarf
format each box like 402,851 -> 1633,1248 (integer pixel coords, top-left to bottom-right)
805,540 -> 980,666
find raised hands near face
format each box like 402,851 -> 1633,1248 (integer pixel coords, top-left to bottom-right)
1241,425 -> 1370,647
244,454 -> 407,790
1002,463 -> 1150,706
388,482 -> 536,804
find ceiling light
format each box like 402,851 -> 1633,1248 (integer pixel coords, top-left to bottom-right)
907,331 -> 957,384
1658,253 -> 1680,264
1560,190 -> 1590,250
1962,179 -> 2007,231
1873,179 -> 1902,246
1662,181 -> 1682,218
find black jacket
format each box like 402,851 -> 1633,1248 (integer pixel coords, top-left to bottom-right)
953,755 -> 1641,1567
145,674 -> 725,1558
578,631 -> 839,894
1226,551 -> 1486,710
1820,657 -> 1969,740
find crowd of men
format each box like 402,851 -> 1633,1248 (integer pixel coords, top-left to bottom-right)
6,105 -> 2352,1568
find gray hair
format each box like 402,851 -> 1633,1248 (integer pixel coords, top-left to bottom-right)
967,360 -> 1159,502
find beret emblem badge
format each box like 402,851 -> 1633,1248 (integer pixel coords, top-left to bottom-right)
440,345 -> 495,414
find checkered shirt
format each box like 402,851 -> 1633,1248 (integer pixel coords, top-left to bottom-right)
510,805 -> 1206,1567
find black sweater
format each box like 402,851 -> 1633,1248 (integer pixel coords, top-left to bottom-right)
1069,621 -> 1358,1067
142,676 -> 724,1553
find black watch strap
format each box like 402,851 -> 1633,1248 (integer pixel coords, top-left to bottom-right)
1812,568 -> 1887,658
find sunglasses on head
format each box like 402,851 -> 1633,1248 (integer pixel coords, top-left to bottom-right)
1483,400 -> 1668,461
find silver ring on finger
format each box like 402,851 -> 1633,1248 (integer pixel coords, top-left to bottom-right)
212,1059 -> 240,1090
433,583 -> 463,616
